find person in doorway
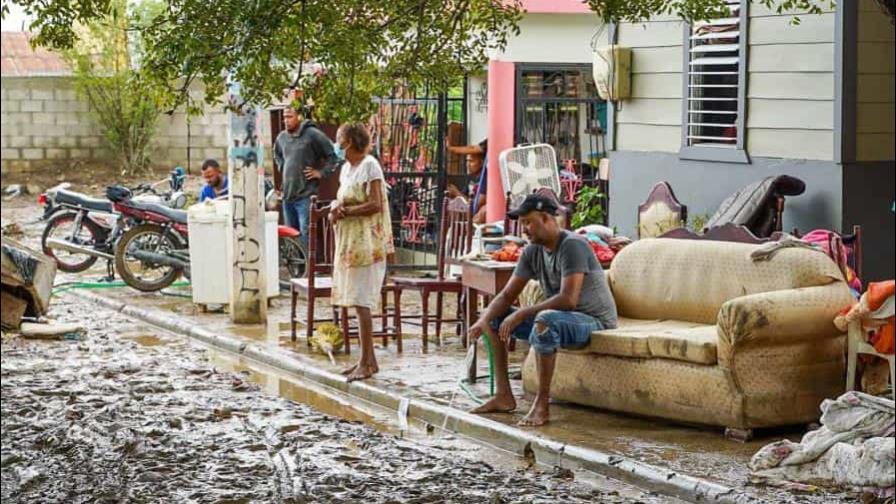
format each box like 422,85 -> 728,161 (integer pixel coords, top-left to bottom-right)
329,122 -> 394,382
274,106 -> 340,247
199,159 -> 228,201
467,193 -> 618,426
447,139 -> 488,224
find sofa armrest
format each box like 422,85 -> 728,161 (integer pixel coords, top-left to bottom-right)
716,282 -> 853,363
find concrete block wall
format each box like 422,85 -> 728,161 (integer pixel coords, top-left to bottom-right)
1,76 -> 273,175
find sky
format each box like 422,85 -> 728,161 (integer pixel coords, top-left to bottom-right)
2,3 -> 32,32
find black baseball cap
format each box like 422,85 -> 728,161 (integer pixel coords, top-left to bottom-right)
507,193 -> 560,219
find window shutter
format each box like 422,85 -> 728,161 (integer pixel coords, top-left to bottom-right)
684,0 -> 745,149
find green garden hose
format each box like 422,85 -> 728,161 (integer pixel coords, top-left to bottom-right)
457,333 -> 522,405
53,280 -> 190,295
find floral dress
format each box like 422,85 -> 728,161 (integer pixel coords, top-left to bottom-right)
331,155 -> 394,309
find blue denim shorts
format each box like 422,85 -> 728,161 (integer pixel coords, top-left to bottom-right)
489,308 -> 601,355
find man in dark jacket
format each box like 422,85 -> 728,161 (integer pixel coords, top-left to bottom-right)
274,106 -> 339,247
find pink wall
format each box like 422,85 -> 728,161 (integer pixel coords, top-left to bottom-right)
486,59 -> 515,223
521,0 -> 591,14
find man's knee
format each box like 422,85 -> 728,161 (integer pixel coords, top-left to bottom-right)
529,312 -> 560,354
533,309 -> 562,328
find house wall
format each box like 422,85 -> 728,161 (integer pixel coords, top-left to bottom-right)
466,74 -> 489,146
608,150 -> 843,240
1,76 -> 272,175
609,5 -> 848,249
842,161 -> 895,283
842,2 -> 896,283
855,0 -> 895,161
613,14 -> 683,152
487,13 -> 599,64
747,5 -> 836,160
466,12 -> 601,144
613,4 -> 837,159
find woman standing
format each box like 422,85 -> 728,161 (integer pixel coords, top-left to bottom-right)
330,123 -> 394,382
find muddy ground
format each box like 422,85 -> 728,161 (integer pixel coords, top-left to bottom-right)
1,292 -> 666,504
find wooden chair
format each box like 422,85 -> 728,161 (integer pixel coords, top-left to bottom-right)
290,196 -> 401,354
392,195 -> 472,352
637,181 -> 687,239
837,225 -> 864,283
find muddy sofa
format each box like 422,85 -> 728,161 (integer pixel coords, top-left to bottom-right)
521,238 -> 854,435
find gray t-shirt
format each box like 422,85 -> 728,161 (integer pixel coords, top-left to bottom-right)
274,120 -> 338,203
514,231 -> 618,329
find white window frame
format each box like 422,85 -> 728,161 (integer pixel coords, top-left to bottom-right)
680,0 -> 750,164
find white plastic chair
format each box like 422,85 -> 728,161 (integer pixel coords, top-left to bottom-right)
846,320 -> 896,401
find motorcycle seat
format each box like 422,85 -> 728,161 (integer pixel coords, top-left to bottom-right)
56,189 -> 114,213
129,200 -> 189,224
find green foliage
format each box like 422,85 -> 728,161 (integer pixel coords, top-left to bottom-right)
571,185 -> 606,229
2,0 -> 114,49
687,213 -> 711,233
132,0 -> 524,122
65,0 -> 166,175
583,0 -> 835,24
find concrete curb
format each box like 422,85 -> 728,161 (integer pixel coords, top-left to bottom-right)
72,289 -> 763,504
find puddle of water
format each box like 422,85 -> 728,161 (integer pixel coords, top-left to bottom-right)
206,349 -> 393,431
228,323 -> 283,346
123,334 -> 167,347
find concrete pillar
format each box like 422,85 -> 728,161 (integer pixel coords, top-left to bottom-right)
226,80 -> 267,324
486,59 -> 515,223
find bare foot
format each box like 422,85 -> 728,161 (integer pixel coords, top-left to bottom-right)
345,363 -> 378,382
340,363 -> 358,375
517,402 -> 549,427
470,394 -> 517,414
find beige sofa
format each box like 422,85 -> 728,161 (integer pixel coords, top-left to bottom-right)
521,238 -> 854,435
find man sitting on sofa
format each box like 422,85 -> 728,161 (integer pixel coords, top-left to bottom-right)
468,193 -> 618,426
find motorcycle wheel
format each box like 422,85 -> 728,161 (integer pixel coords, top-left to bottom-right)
279,235 -> 307,282
41,211 -> 103,273
115,223 -> 183,292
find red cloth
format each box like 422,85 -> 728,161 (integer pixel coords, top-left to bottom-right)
589,241 -> 615,266
871,321 -> 895,354
866,281 -> 895,311
867,281 -> 895,354
491,243 -> 521,262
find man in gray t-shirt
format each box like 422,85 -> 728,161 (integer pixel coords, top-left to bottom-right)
468,193 -> 618,427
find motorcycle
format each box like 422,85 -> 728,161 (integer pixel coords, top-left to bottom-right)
264,179 -> 307,285
39,168 -> 187,274
109,185 -> 191,291
112,182 -> 307,292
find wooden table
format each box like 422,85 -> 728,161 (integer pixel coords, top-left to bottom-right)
460,259 -> 517,384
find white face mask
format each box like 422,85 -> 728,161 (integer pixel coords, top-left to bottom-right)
333,142 -> 345,160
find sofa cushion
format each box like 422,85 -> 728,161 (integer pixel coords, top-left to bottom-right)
573,318 -> 719,365
608,238 -> 845,325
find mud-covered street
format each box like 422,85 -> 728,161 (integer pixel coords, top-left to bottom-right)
1,291 -> 657,503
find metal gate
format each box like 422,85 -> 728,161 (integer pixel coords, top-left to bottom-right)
515,64 -> 609,225
371,86 -> 466,269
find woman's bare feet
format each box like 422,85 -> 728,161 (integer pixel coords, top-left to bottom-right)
345,362 -> 378,382
470,393 -> 517,414
517,399 -> 549,427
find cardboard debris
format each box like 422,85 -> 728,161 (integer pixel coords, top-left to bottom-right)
1,237 -> 57,325
20,322 -> 86,340
1,290 -> 28,330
